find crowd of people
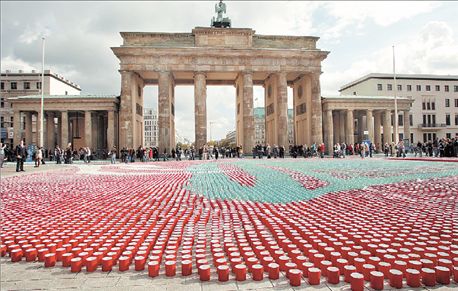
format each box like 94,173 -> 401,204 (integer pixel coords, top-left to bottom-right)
2,136 -> 458,172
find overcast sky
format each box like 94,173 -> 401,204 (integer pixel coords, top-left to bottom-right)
2,1 -> 458,141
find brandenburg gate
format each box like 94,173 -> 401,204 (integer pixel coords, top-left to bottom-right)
111,27 -> 329,153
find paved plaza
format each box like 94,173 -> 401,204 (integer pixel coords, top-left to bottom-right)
1,157 -> 458,291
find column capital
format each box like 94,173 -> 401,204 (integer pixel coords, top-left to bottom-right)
366,109 -> 373,113
193,71 -> 207,78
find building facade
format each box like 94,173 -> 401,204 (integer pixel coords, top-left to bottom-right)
9,95 -> 119,153
1,70 -> 81,146
340,73 -> 458,143
253,107 -> 294,146
111,26 -> 329,153
143,108 -> 158,147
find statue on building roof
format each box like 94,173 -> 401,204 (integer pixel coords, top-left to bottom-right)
211,0 -> 231,28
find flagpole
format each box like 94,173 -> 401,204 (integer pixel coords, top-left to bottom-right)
39,37 -> 45,148
392,45 -> 398,144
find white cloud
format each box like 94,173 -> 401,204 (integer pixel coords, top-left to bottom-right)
322,21 -> 458,95
321,1 -> 440,39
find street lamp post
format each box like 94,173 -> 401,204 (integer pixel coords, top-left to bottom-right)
392,45 -> 399,144
39,37 -> 45,148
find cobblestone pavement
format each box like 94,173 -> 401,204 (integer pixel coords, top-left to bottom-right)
1,158 -> 457,290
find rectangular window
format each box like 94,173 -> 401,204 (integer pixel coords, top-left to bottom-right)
446,133 -> 451,139
377,84 -> 382,91
0,116 -> 3,128
455,85 -> 458,92
435,85 -> 440,91
37,82 -> 42,89
387,84 -> 393,91
446,114 -> 451,126
426,85 -> 431,91
431,102 -> 435,110
24,82 -> 30,89
427,102 -> 431,110
398,114 -> 403,126
446,99 -> 450,107
445,85 -> 449,92
0,82 -> 4,90
410,133 -> 414,144
455,99 -> 458,107
397,84 -> 402,91
11,82 -> 17,90
422,102 -> 426,110
432,115 -> 436,125
423,133 -> 427,143
407,85 -> 412,91
409,115 -> 413,126
455,114 -> 458,126
416,85 -> 421,91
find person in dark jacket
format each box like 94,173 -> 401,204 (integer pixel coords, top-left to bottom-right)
15,140 -> 27,172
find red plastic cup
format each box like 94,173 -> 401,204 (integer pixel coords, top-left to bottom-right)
217,265 -> 230,282
199,264 -> 211,281
289,269 -> 302,287
389,269 -> 403,289
252,264 -> 264,281
148,261 -> 160,277
11,249 -> 23,262
44,253 -> 56,268
134,256 -> 146,271
350,272 -> 365,291
71,257 -> 83,273
25,248 -> 37,262
362,264 -> 375,281
421,268 -> 436,287
62,253 -> 73,267
268,263 -> 280,280
118,256 -> 130,272
406,268 -> 421,287
101,257 -> 113,272
86,257 -> 98,272
344,265 -> 357,283
435,266 -> 450,285
370,271 -> 384,290
327,266 -> 340,284
234,264 -> 247,281
165,260 -> 176,276
181,260 -> 192,276
308,267 -> 321,285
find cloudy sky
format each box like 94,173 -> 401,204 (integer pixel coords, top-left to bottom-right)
2,1 -> 458,141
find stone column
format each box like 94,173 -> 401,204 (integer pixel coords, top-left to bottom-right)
276,72 -> 288,148
119,71 -> 133,149
85,111 -> 92,149
242,71 -> 254,152
346,109 -> 354,145
36,111 -> 42,147
25,112 -> 33,145
374,111 -> 382,151
158,71 -> 173,154
366,109 -> 374,143
61,111 -> 69,148
107,110 -> 115,151
333,111 -> 339,145
46,112 -> 55,149
324,109 -> 333,153
339,111 -> 345,143
403,110 -> 410,143
383,110 -> 392,145
194,72 -> 207,150
311,72 -> 323,144
13,111 -> 22,146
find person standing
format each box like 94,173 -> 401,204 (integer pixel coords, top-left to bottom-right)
15,140 -> 27,172
110,146 -> 117,164
35,147 -> 43,167
0,142 -> 6,168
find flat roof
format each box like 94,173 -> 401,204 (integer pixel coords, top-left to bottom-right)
323,95 -> 412,100
9,94 -> 118,100
340,73 -> 458,92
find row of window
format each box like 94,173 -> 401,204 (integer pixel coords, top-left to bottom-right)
377,83 -> 458,92
421,99 -> 458,110
1,81 -> 41,90
422,133 -> 458,142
